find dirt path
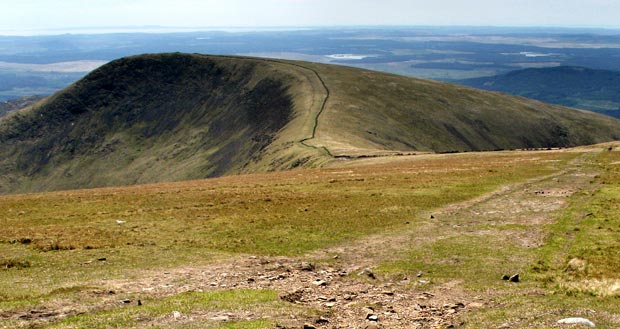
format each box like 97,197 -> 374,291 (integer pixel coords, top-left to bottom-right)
5,154 -> 599,328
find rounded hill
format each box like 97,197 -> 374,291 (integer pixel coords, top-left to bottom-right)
1,53 -> 619,193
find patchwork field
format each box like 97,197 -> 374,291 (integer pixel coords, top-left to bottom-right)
1,145 -> 620,328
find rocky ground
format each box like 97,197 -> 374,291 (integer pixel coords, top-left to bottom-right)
3,155 -> 597,328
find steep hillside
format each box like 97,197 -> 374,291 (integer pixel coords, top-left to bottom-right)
1,53 -> 620,193
458,66 -> 620,117
0,54 -> 324,193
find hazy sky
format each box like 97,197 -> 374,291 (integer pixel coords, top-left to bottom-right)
1,0 -> 620,34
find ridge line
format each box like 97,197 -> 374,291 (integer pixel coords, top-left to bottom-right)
214,55 -> 335,158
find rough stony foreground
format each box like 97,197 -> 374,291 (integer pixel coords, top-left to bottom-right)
4,155 -> 597,328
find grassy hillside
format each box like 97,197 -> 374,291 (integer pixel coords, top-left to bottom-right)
1,146 -> 619,327
308,63 -> 620,156
1,54 -> 620,194
0,54 -> 326,194
458,66 -> 620,117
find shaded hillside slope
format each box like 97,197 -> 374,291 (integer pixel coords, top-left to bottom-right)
0,54 -> 325,193
1,53 -> 620,193
458,66 -> 620,117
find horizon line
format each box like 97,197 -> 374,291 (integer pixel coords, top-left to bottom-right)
2,24 -> 620,37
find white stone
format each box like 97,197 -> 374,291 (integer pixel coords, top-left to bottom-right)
557,318 -> 595,327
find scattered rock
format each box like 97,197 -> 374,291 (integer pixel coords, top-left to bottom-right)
300,262 -> 315,271
121,299 -> 131,304
210,315 -> 230,321
280,290 -> 304,303
467,302 -> 484,309
172,311 -> 181,319
566,258 -> 588,274
303,324 -> 317,329
268,274 -> 287,281
312,280 -> 327,287
137,300 -> 142,306
501,274 -> 510,281
97,258 -> 107,262
430,215 -> 435,219
444,302 -> 465,309
367,314 -> 379,321
509,274 -> 520,283
358,268 -> 377,279
557,317 -> 595,327
316,316 -> 330,324
19,238 -> 32,245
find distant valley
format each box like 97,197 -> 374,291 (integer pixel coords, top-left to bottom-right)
0,95 -> 45,118
2,27 -> 620,100
458,66 -> 620,117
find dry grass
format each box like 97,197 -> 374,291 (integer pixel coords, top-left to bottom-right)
0,149 -> 574,327
456,146 -> 620,328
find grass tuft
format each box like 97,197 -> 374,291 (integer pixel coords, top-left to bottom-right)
1,258 -> 31,270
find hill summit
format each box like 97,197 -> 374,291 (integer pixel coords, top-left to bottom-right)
1,53 -> 619,193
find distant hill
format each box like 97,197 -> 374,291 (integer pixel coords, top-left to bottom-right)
0,96 -> 45,118
458,66 -> 620,117
1,53 -> 620,194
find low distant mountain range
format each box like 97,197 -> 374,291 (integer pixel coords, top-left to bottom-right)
458,66 -> 620,117
0,95 -> 45,118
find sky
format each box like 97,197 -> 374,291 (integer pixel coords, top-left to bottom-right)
1,0 -> 620,35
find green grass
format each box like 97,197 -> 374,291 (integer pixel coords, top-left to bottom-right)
463,293 -> 619,328
52,289 -> 283,328
533,151 -> 620,295
466,151 -> 620,327
379,232 -> 532,289
368,149 -> 620,327
0,150 -> 572,325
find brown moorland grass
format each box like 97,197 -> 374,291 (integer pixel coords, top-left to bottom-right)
2,148 -> 613,328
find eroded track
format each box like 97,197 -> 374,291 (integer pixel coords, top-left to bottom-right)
4,152 -> 609,328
